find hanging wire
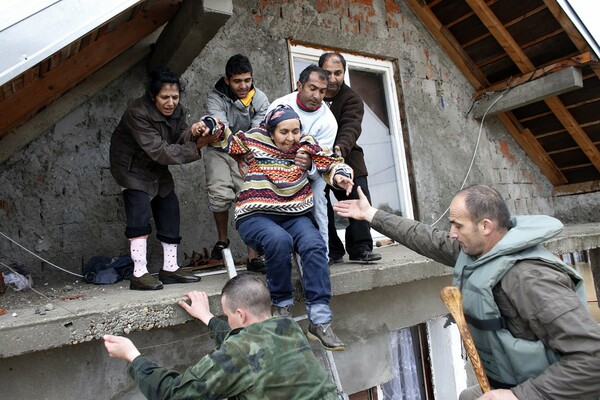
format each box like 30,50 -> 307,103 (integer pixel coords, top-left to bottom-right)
0,231 -> 84,278
430,87 -> 511,226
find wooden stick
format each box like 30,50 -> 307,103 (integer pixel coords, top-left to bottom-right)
440,286 -> 491,393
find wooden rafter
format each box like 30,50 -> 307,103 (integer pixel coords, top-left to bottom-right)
545,96 -> 600,172
404,0 -> 489,90
465,0 -> 535,73
466,0 -> 600,175
0,0 -> 181,137
473,52 -> 595,99
497,112 -> 568,185
543,0 -> 600,81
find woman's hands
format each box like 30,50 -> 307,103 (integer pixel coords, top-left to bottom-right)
193,118 -> 224,151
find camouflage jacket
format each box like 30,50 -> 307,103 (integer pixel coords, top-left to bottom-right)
128,317 -> 338,400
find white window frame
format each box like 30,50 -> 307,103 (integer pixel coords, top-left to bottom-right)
288,44 -> 414,223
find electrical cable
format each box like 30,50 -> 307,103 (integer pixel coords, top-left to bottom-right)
0,231 -> 84,278
430,87 -> 511,226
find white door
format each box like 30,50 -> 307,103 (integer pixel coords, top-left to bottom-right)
289,45 -> 414,241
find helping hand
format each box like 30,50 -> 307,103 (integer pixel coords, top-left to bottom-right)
103,335 -> 141,363
179,291 -> 214,326
295,150 -> 312,171
333,186 -> 377,222
333,175 -> 354,196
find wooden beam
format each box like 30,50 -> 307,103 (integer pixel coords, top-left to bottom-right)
472,66 -> 583,118
404,0 -> 490,90
0,0 -> 181,138
465,0 -> 534,73
554,180 -> 600,195
497,112 -> 568,185
545,97 -> 600,173
473,52 -> 595,99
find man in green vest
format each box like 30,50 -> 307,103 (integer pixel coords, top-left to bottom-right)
334,184 -> 600,400
103,273 -> 338,399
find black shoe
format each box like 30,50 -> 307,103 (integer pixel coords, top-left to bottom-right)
130,273 -> 163,290
159,268 -> 201,284
307,322 -> 345,351
349,250 -> 382,263
210,239 -> 230,260
247,258 -> 266,274
328,255 -> 344,265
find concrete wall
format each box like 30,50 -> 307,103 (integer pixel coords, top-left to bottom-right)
1,0 -> 599,277
1,272 -> 451,399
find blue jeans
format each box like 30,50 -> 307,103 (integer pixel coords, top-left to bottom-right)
310,177 -> 329,258
237,213 -> 332,324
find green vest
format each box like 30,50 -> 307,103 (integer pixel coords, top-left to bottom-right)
452,216 -> 586,387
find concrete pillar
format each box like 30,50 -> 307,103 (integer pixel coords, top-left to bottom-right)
149,0 -> 233,75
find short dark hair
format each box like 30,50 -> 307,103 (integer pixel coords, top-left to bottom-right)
225,54 -> 253,78
148,67 -> 183,98
318,52 -> 346,71
221,273 -> 271,316
298,64 -> 328,85
457,185 -> 511,230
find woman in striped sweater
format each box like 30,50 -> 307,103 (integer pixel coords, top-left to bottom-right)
209,104 -> 353,351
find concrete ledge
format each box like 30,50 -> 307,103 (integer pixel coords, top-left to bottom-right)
1,222 -> 598,358
544,222 -> 600,253
0,244 -> 450,358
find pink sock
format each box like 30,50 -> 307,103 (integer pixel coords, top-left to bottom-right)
130,238 -> 148,278
162,242 -> 179,272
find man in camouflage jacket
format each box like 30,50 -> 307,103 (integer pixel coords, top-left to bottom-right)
104,273 -> 338,400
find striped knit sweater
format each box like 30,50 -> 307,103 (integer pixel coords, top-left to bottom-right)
210,126 -> 353,222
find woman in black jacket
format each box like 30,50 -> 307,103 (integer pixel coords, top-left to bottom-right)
110,67 -> 207,290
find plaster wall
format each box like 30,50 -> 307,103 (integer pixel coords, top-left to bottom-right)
1,274 -> 451,399
1,0 -> 598,282
2,0 -> 597,284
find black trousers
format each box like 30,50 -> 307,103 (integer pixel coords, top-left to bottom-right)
122,189 -> 181,244
326,175 -> 373,258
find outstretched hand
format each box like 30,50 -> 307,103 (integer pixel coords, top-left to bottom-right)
332,186 -> 378,222
333,175 -> 354,196
103,335 -> 141,363
179,291 -> 214,326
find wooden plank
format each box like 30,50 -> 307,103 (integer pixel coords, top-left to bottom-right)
554,180 -> 600,195
545,96 -> 600,173
497,112 -> 568,185
472,66 -> 583,118
466,0 -> 534,73
473,52 -> 594,99
0,0 -> 180,137
404,0 -> 489,90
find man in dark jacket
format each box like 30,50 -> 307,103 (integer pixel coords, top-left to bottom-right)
319,52 -> 381,263
334,184 -> 600,400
